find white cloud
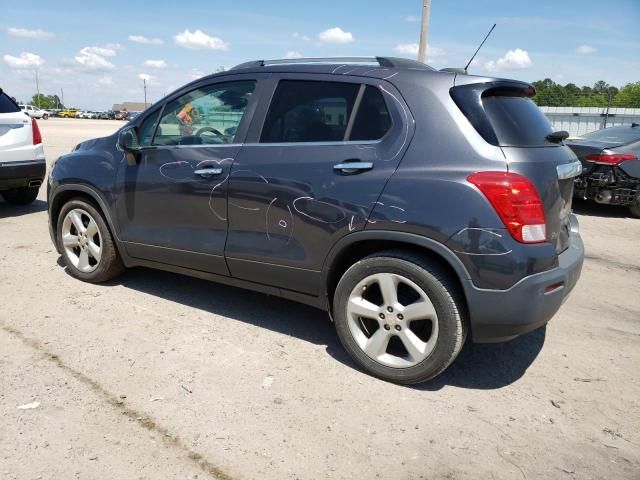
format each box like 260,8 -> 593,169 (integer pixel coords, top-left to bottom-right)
393,43 -> 445,58
483,48 -> 532,72
96,76 -> 113,87
190,68 -> 206,80
3,52 -> 44,68
284,51 -> 303,59
576,44 -> 597,54
143,59 -> 168,68
128,35 -> 164,45
7,27 -> 55,40
74,46 -> 117,70
138,73 -> 159,86
174,29 -> 229,50
404,15 -> 419,22
318,27 -> 354,44
292,32 -> 310,41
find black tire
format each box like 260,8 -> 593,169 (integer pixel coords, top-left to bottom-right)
1,186 -> 39,205
629,205 -> 640,218
43,114 -> 49,120
57,198 -> 125,283
333,250 -> 467,384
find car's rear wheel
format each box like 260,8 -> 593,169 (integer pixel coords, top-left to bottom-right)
1,186 -> 39,205
333,251 -> 466,384
43,114 -> 49,120
57,198 -> 124,282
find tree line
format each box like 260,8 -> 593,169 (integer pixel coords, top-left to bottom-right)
531,79 -> 640,108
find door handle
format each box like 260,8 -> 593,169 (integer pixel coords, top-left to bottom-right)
194,167 -> 223,178
333,161 -> 374,174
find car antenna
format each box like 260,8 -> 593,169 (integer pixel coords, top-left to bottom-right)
464,23 -> 497,73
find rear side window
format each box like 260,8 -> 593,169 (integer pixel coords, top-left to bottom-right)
0,92 -> 20,113
483,95 -> 554,147
261,81 -> 360,143
578,126 -> 640,146
351,86 -> 392,141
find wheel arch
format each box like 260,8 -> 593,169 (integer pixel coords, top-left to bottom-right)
49,184 -> 124,258
322,231 -> 472,315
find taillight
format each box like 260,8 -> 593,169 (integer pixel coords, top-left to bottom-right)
31,118 -> 42,145
585,152 -> 637,165
468,171 -> 547,244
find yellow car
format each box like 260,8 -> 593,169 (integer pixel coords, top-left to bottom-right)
58,109 -> 79,118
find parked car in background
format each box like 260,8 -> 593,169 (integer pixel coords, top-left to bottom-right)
47,56 -> 584,384
45,109 -> 61,118
114,111 -> 128,120
126,111 -> 141,121
19,104 -> 49,120
566,124 -> 640,217
58,109 -> 79,118
1,89 -> 45,205
98,111 -> 115,120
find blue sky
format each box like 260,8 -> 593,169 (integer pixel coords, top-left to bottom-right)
1,0 -> 638,109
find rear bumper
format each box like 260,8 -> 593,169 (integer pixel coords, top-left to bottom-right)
467,221 -> 584,343
0,159 -> 46,190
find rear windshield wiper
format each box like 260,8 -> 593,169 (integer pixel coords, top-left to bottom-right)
546,130 -> 569,144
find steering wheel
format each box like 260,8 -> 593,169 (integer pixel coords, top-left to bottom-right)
194,126 -> 223,137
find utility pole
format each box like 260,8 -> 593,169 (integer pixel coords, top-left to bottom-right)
143,78 -> 147,108
35,69 -> 40,108
61,88 -> 64,109
417,0 -> 431,63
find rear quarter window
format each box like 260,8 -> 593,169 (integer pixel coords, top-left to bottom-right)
0,92 -> 21,113
482,95 -> 554,147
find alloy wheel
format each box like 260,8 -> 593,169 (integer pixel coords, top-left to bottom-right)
61,208 -> 102,273
346,272 -> 439,368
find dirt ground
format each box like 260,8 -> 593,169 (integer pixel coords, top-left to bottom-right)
1,118 -> 639,480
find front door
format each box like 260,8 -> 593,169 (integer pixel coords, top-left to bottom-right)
225,76 -> 413,294
115,78 -> 258,275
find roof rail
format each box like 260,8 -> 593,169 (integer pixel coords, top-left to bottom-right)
230,56 -> 433,71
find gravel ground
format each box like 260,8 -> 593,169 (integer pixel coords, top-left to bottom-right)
1,118 -> 639,479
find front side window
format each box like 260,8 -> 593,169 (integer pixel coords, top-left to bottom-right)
153,80 -> 256,146
261,81 -> 360,143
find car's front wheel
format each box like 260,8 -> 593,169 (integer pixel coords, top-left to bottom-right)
333,251 -> 466,384
43,113 -> 49,120
57,198 -> 125,282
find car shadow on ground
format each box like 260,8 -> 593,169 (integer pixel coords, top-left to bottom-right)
59,263 -> 546,391
572,199 -> 632,218
0,199 -> 47,218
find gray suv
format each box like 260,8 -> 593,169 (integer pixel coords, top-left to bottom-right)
47,57 -> 584,384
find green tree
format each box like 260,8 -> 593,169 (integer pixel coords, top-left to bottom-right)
29,93 -> 64,109
613,82 -> 640,108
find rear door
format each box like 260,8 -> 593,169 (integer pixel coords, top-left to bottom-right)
225,75 -> 413,295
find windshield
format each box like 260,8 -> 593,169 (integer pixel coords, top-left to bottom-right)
577,126 -> 640,146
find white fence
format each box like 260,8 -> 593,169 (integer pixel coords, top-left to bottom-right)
540,106 -> 640,137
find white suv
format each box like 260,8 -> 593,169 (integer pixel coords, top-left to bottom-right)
19,104 -> 49,120
1,91 -> 46,205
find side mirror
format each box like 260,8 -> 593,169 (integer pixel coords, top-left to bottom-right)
118,126 -> 140,165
